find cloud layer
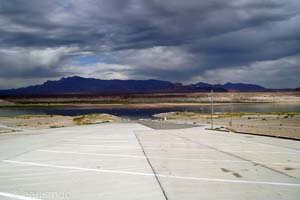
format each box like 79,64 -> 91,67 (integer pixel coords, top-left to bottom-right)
0,0 -> 299,89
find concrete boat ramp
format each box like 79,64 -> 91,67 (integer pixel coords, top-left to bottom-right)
0,122 -> 299,200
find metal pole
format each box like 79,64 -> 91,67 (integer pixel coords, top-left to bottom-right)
210,89 -> 214,129
230,97 -> 233,127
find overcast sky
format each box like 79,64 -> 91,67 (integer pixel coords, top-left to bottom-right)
0,0 -> 300,89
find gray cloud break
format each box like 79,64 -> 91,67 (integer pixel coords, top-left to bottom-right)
0,0 -> 299,89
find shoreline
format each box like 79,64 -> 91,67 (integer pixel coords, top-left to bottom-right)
1,101 -> 300,110
1,91 -> 300,105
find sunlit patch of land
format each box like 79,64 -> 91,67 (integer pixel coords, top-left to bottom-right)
154,111 -> 300,140
0,113 -> 120,133
73,113 -> 120,125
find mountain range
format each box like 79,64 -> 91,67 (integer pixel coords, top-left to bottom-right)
0,76 -> 297,96
194,82 -> 267,92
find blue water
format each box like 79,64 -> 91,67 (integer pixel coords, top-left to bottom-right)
0,103 -> 299,119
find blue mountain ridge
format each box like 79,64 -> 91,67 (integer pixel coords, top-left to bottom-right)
0,76 -> 282,96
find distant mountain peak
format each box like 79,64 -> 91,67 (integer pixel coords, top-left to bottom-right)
219,82 -> 266,92
60,76 -> 86,81
0,76 -> 177,96
0,76 -> 281,96
194,82 -> 212,87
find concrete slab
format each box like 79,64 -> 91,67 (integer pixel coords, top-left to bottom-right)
136,127 -> 300,200
0,122 -> 299,200
0,123 -> 165,200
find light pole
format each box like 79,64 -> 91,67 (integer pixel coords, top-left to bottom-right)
230,97 -> 233,127
210,89 -> 214,129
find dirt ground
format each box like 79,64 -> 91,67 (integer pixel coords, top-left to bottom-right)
0,99 -> 13,105
154,112 -> 300,140
0,114 -> 120,134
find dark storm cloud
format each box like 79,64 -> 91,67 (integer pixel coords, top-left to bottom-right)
0,0 -> 299,88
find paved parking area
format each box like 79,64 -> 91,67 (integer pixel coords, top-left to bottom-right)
0,122 -> 299,200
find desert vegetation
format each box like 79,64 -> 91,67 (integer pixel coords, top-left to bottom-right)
73,113 -> 120,125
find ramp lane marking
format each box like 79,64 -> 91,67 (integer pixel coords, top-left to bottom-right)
201,131 -> 300,153
67,139 -> 131,143
38,150 -> 147,159
59,144 -> 215,151
157,174 -> 300,187
38,149 -> 244,162
38,150 -> 300,165
58,144 -> 300,154
2,160 -> 155,177
3,160 -> 300,187
0,192 -> 42,200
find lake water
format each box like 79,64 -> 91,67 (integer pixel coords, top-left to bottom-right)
0,103 -> 299,120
